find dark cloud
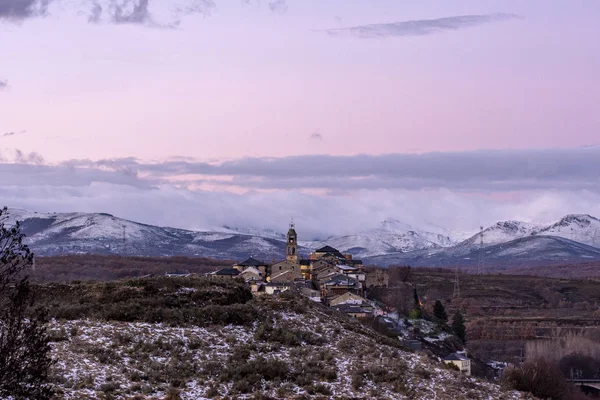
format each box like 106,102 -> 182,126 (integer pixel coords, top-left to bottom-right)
2,130 -> 27,137
14,149 -> 45,165
310,131 -> 323,140
268,0 -> 287,15
0,80 -> 8,90
110,0 -> 150,24
88,1 -> 102,23
0,0 -> 52,20
325,13 -> 520,39
53,148 -> 600,193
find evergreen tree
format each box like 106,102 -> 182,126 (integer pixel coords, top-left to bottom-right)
433,300 -> 448,323
0,207 -> 54,399
452,311 -> 466,344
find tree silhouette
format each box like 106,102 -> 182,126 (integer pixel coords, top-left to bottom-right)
433,300 -> 448,323
0,207 -> 54,399
451,311 -> 466,344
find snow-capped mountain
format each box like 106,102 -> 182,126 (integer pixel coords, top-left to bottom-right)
0,208 -> 299,261
458,220 -> 542,248
302,219 -> 456,258
365,235 -> 600,268
3,208 -> 600,269
217,226 -> 286,241
535,214 -> 600,248
457,214 -> 600,249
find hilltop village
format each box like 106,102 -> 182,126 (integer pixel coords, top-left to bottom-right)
209,221 -> 390,318
208,222 -> 475,375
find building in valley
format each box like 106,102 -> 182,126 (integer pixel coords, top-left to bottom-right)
233,257 -> 269,276
443,352 -> 471,376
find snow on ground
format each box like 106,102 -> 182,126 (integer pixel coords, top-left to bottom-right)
48,307 -> 529,400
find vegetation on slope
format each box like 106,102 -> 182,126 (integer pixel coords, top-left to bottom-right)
40,276 -> 528,399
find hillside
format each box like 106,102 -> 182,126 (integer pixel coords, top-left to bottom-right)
39,277 -> 527,399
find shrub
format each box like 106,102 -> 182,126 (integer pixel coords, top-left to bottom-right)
219,356 -> 290,393
503,357 -> 570,400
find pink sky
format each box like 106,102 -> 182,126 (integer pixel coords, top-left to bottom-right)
1,0 -> 599,163
1,0 -> 600,234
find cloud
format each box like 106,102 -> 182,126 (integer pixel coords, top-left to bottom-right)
109,0 -> 150,24
268,0 -> 287,15
310,131 -> 323,140
2,130 -> 27,138
325,13 -> 520,39
0,0 -> 52,20
88,1 -> 102,23
6,147 -> 600,193
2,179 -> 600,240
3,148 -> 600,238
0,80 -> 8,90
60,148 -> 600,193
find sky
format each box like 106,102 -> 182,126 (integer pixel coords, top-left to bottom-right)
1,0 -> 600,238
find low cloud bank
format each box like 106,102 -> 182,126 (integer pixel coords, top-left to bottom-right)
2,148 -> 600,238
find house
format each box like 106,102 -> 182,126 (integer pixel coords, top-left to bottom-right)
443,352 -> 471,376
310,245 -> 347,261
269,262 -> 303,282
233,257 -> 269,276
299,259 -> 312,280
365,268 -> 389,288
270,259 -> 300,275
337,264 -> 366,283
250,282 -> 266,295
311,263 -> 339,283
330,303 -> 372,319
264,282 -> 293,295
209,268 -> 241,279
239,266 -> 263,283
321,274 -> 362,299
329,292 -> 368,307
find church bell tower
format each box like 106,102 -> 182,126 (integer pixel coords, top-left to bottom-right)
286,219 -> 298,262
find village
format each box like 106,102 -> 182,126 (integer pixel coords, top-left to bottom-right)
207,221 -> 473,376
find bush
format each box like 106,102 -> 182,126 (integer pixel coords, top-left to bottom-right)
503,357 -> 571,400
219,357 -> 290,393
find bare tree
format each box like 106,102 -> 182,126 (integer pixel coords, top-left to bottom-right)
0,207 -> 54,399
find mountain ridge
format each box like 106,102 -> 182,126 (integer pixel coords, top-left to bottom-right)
3,208 -> 600,268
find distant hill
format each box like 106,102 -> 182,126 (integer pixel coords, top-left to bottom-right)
3,208 -> 600,269
364,235 -> 600,269
0,209 -> 300,261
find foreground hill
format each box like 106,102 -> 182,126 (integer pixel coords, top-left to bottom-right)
40,277 -> 527,399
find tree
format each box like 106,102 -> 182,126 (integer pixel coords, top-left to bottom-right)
0,207 -> 54,399
451,311 -> 466,344
433,300 -> 448,324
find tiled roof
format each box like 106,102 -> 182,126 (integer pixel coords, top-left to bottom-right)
331,304 -> 372,314
316,245 -> 341,253
444,353 -> 469,361
325,274 -> 360,287
211,268 -> 240,276
238,257 -> 267,267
